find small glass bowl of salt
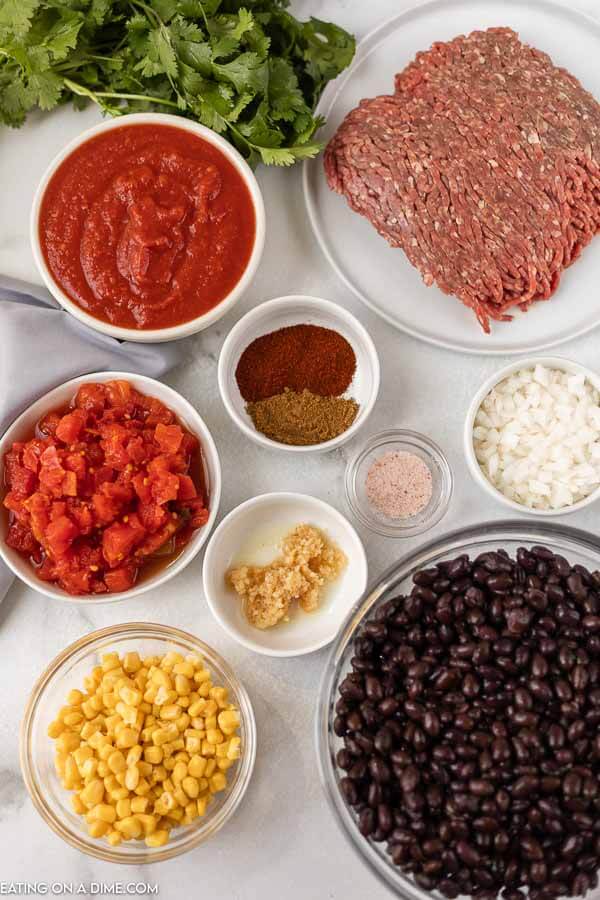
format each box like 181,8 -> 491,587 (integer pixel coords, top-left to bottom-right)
345,429 -> 453,537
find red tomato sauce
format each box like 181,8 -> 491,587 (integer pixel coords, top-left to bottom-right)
2,381 -> 209,596
39,124 -> 256,330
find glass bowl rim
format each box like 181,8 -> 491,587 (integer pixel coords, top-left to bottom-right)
315,519 -> 600,897
20,621 -> 257,864
344,428 -> 453,537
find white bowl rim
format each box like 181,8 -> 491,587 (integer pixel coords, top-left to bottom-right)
0,371 -> 222,603
217,294 -> 381,454
202,491 -> 369,657
30,112 -> 266,343
464,355 -> 600,517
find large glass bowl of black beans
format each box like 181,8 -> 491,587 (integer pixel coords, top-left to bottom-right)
316,521 -> 600,900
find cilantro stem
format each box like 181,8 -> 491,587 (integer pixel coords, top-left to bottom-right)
63,78 -> 181,110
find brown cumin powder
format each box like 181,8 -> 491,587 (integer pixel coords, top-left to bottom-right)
246,388 -> 359,446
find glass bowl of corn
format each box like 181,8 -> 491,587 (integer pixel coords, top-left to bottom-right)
20,622 -> 256,863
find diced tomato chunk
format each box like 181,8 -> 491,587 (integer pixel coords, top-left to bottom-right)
177,475 -> 197,501
6,520 -> 39,555
56,410 -> 86,443
75,382 -> 106,411
104,564 -> 137,593
46,515 -> 78,557
151,470 -> 180,505
62,470 -> 78,496
102,514 -> 145,566
155,423 -> 184,454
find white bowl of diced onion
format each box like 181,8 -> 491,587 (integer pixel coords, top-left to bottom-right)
464,357 -> 600,516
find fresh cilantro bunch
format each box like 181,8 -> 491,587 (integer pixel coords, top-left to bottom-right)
0,0 -> 355,165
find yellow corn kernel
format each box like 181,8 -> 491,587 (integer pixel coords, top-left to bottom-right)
174,674 -> 191,696
103,774 -> 119,793
151,669 -> 172,689
158,791 -> 176,812
134,777 -> 151,796
107,830 -> 122,846
201,740 -> 216,757
64,756 -> 81,789
185,735 -> 202,755
144,746 -> 163,766
162,651 -> 183,669
90,803 -> 117,824
126,745 -> 143,767
175,714 -> 190,733
107,750 -> 126,774
137,814 -> 157,836
130,796 -> 149,814
187,699 -> 206,718
101,653 -> 121,673
138,761 -> 152,778
227,737 -> 241,760
119,685 -> 142,707
80,779 -> 104,807
204,759 -> 217,778
217,758 -> 234,772
209,772 -> 227,794
71,794 -> 86,815
81,758 -> 98,780
160,704 -> 181,721
196,797 -> 209,817
174,661 -> 195,678
204,716 -> 217,731
185,801 -> 198,822
209,686 -> 228,708
194,667 -> 211,684
218,709 -> 240,735
125,766 -> 140,791
98,743 -> 114,762
73,745 -> 93,768
145,830 -> 169,848
116,798 -> 131,819
198,680 -> 211,698
110,788 -> 130,802
187,755 -> 207,779
115,816 -> 142,839
172,761 -> 187,784
88,820 -> 110,839
56,732 -> 81,754
116,728 -> 138,749
206,729 -> 224,745
67,689 -> 85,706
123,652 -> 142,673
174,786 -> 188,808
97,761 -> 109,778
181,776 -> 199,799
80,722 -> 99,740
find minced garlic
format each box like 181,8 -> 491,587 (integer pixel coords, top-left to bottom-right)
226,524 -> 346,629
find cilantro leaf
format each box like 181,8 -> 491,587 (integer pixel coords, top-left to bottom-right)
0,0 -> 355,164
0,0 -> 40,38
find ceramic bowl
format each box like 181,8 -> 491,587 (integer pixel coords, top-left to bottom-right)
202,492 -> 368,656
30,113 -> 265,343
217,295 -> 380,453
0,372 -> 221,603
464,356 -> 600,516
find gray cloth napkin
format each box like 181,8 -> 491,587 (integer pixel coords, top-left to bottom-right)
0,276 -> 183,601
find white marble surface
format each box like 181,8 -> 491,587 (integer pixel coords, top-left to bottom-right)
1,1 -> 600,897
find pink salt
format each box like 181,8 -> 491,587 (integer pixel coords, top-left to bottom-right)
365,450 -> 433,519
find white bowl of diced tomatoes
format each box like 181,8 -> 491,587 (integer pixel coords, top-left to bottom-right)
0,373 -> 221,603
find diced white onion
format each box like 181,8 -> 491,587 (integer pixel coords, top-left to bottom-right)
472,366 -> 600,509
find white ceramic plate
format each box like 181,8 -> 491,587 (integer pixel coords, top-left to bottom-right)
202,493 -> 368,657
304,0 -> 600,355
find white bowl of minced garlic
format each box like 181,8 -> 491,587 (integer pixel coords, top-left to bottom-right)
202,492 -> 368,657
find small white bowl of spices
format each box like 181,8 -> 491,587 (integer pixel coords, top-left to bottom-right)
218,295 -> 380,453
345,429 -> 453,537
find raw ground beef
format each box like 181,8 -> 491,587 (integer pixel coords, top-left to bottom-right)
324,27 -> 600,332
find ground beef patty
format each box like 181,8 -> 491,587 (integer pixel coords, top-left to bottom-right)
324,27 -> 600,332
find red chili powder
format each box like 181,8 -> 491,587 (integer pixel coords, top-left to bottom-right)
235,324 -> 356,402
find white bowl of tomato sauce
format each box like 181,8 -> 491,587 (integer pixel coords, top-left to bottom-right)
30,114 -> 266,343
0,373 -> 221,603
